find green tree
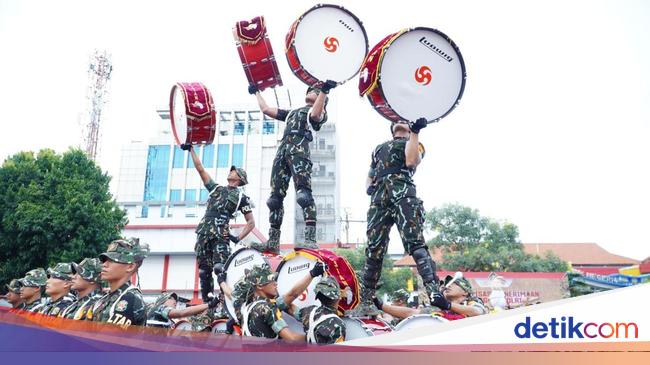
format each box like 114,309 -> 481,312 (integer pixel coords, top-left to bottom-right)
426,203 -> 567,272
0,149 -> 127,286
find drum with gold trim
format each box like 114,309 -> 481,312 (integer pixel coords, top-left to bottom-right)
169,82 -> 216,146
233,16 -> 283,91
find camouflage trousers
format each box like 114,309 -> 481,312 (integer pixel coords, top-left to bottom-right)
195,226 -> 231,301
269,142 -> 317,227
363,196 -> 426,289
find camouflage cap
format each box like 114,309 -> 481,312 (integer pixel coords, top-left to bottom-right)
5,279 -> 22,294
99,237 -> 150,264
72,258 -> 103,282
314,276 -> 341,301
306,85 -> 322,95
245,264 -> 276,287
230,166 -> 248,186
47,263 -> 74,281
444,275 -> 474,295
19,268 -> 47,287
391,289 -> 410,303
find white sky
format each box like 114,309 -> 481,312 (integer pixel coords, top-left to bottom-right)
1,0 -> 648,260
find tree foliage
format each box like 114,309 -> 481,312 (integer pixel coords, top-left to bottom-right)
426,203 -> 567,272
0,149 -> 127,286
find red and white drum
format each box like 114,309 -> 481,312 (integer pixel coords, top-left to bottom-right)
359,27 -> 466,123
342,317 -> 393,340
276,248 -> 359,313
286,4 -> 368,86
170,319 -> 193,335
210,318 -> 242,336
169,82 -> 217,146
233,16 -> 283,91
223,247 -> 277,321
393,314 -> 449,331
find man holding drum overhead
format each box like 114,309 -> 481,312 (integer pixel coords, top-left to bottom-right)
181,144 -> 256,303
359,118 -> 441,315
248,80 -> 336,253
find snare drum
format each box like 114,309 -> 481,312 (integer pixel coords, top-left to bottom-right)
393,314 -> 449,331
285,4 -> 368,85
169,82 -> 216,146
233,16 -> 283,91
276,248 -> 359,313
359,27 -> 466,123
342,317 -> 393,340
223,247 -> 275,320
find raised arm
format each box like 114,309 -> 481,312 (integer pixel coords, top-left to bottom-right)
186,145 -> 212,185
309,80 -> 336,124
375,298 -> 419,320
168,296 -> 221,319
281,262 -> 325,315
405,118 -> 427,168
248,85 -> 280,119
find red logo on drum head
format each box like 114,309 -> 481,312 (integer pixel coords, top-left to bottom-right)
324,37 -> 339,53
414,66 -> 432,85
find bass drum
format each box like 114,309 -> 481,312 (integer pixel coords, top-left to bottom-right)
394,314 -> 449,331
223,247 -> 275,321
342,317 -> 393,341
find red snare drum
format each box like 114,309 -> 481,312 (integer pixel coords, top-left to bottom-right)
276,248 -> 360,313
285,4 -> 368,86
342,317 -> 393,340
233,16 -> 283,91
359,27 -> 466,123
169,82 -> 216,146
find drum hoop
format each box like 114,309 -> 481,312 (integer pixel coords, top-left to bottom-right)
223,247 -> 267,321
360,29 -> 407,97
377,26 -> 467,124
394,313 -> 449,330
286,3 -> 369,86
169,84 -> 184,146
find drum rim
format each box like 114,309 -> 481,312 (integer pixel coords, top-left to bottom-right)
286,3 -> 369,86
370,26 -> 467,124
169,83 -> 186,146
393,313 -> 449,330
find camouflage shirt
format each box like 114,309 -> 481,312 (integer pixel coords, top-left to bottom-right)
146,304 -> 174,328
242,295 -> 283,339
89,283 -> 146,329
297,305 -> 345,344
61,290 -> 103,320
39,293 -> 76,317
276,106 -> 328,146
22,297 -> 47,313
196,178 -> 252,235
369,137 -> 417,205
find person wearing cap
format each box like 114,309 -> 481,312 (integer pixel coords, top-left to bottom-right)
391,289 -> 410,306
89,238 -> 150,329
295,276 -> 346,344
234,262 -> 325,341
39,263 -> 76,316
359,117 -> 440,315
61,258 -> 104,320
180,144 -> 255,304
3,279 -> 25,309
146,292 -> 221,328
248,79 -> 337,253
19,268 -> 48,312
373,275 -> 487,320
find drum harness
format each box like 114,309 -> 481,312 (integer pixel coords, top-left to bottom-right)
306,308 -> 340,344
203,189 -> 244,226
241,300 -> 278,338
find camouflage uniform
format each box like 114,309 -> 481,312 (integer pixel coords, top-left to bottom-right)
295,277 -> 345,344
5,279 -> 25,310
62,258 -> 104,320
146,292 -> 178,328
391,289 -> 410,304
39,263 -> 76,317
361,136 -> 439,311
265,101 -> 328,252
89,238 -> 150,329
195,167 -> 252,302
239,265 -> 289,339
19,268 -> 48,313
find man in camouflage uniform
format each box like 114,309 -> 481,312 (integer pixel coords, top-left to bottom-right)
181,144 -> 255,303
19,268 -> 48,312
89,238 -> 150,329
40,263 -> 76,316
295,276 -> 346,344
4,279 -> 25,309
249,80 -> 337,253
360,118 -> 440,314
61,258 -> 103,320
146,292 -> 221,328
374,275 -> 487,321
392,289 -> 410,306
234,262 -> 325,341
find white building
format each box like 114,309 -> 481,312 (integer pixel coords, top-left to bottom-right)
115,103 -> 339,302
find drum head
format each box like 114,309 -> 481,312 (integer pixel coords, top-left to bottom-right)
171,320 -> 193,334
394,314 -> 448,331
170,85 -> 188,145
293,5 -> 368,84
342,317 -> 373,340
224,248 -> 270,320
283,311 -> 306,335
276,253 -> 319,311
379,28 -> 465,122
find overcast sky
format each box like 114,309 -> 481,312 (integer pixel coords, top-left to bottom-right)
1,0 -> 648,260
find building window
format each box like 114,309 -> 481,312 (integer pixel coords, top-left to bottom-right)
232,144 -> 244,167
217,144 -> 229,168
234,122 -> 245,135
141,205 -> 149,218
185,189 -> 197,208
143,145 -> 170,202
170,189 -> 181,202
202,144 -> 215,168
263,121 -> 275,134
172,146 -> 184,168
200,188 -> 209,202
